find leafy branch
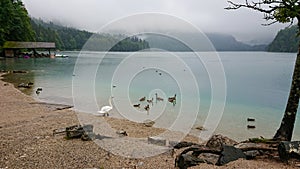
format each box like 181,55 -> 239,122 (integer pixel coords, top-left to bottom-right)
225,0 -> 300,26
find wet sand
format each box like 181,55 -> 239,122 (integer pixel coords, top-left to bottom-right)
0,73 -> 298,168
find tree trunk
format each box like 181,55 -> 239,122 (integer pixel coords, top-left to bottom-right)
273,20 -> 300,141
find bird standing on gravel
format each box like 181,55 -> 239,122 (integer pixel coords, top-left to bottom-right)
97,96 -> 113,116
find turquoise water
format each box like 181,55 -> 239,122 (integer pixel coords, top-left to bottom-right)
1,51 -> 299,141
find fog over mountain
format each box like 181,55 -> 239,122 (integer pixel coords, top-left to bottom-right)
22,0 -> 288,45
143,33 -> 267,51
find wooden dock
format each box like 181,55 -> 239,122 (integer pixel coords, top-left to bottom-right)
2,41 -> 56,58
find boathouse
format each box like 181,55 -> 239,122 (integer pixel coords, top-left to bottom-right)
2,41 -> 56,58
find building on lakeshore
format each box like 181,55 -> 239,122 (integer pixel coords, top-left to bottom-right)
2,41 -> 56,58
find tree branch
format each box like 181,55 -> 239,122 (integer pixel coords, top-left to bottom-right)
225,0 -> 299,26
225,1 -> 279,13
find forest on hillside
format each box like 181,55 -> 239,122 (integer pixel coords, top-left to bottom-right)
0,0 -> 34,47
268,25 -> 299,53
31,19 -> 92,50
0,0 -> 149,52
31,19 -> 150,51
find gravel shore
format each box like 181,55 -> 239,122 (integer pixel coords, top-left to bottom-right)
0,74 -> 298,169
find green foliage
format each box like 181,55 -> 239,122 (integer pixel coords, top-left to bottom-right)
268,25 -> 299,52
31,20 -> 64,49
226,0 -> 300,25
0,0 -> 35,48
248,137 -> 269,143
30,19 -> 92,50
248,137 -> 278,143
31,19 -> 149,51
273,1 -> 300,24
110,36 -> 149,51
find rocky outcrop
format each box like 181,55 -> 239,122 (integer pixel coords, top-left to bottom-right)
206,134 -> 238,151
216,145 -> 246,165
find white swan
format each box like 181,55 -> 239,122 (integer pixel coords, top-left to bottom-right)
97,96 -> 113,116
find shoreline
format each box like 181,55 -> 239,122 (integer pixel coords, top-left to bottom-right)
0,73 -> 298,168
0,72 -> 201,141
1,71 -> 205,141
0,73 -> 198,168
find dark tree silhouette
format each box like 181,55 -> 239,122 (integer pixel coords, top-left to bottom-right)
226,0 -> 300,141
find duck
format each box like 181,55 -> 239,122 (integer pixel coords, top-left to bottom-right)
144,104 -> 150,115
35,87 -> 43,95
147,98 -> 153,105
247,125 -> 256,129
139,96 -> 146,102
133,103 -> 140,108
168,94 -> 176,106
155,93 -> 164,102
247,117 -> 255,122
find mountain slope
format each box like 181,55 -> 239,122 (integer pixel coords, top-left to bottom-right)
268,25 -> 299,53
144,33 -> 267,51
207,33 -> 267,51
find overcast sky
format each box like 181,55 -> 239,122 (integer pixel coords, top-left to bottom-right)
22,0 -> 288,44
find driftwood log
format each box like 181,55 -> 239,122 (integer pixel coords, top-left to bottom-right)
175,145 -> 250,168
278,141 -> 300,162
175,143 -> 278,168
175,146 -> 221,169
175,136 -> 300,168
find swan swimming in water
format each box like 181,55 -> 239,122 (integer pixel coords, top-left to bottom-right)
97,96 -> 113,116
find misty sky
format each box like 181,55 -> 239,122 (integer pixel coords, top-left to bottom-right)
22,0 -> 288,44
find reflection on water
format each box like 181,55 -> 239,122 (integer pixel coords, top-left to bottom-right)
0,51 -> 299,141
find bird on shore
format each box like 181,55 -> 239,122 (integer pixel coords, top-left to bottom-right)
97,96 -> 113,116
116,130 -> 128,137
168,94 -> 176,106
139,96 -> 146,102
155,93 -> 164,103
